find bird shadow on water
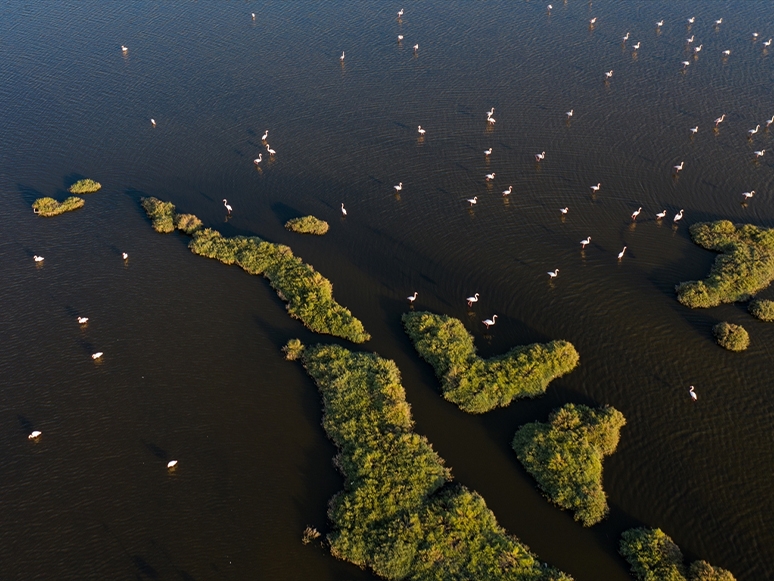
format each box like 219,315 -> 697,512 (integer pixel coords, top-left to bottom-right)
142,440 -> 170,463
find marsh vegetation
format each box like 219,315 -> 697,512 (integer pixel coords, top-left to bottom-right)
402,311 -> 579,413
748,298 -> 774,322
68,178 -> 102,194
285,215 -> 329,235
712,322 -> 749,352
32,196 -> 85,216
512,404 -> 625,526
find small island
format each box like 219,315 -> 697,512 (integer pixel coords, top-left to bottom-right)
68,178 -> 102,194
620,527 -> 736,581
512,404 -> 625,526
32,196 -> 85,217
712,322 -> 749,352
676,221 -> 774,308
141,197 -> 369,343
285,215 -> 329,235
749,298 -> 774,322
402,311 -> 579,413
294,341 -> 571,581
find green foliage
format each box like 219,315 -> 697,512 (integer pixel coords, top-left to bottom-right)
140,197 -> 369,343
676,221 -> 774,308
512,404 -> 625,526
299,343 -> 571,581
285,215 -> 329,235
68,178 -> 101,194
748,298 -> 774,322
619,528 -> 735,581
712,322 -> 749,351
402,312 -> 579,413
32,196 -> 85,216
283,338 -> 304,360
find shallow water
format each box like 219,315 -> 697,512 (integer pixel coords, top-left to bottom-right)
1,1 -> 773,579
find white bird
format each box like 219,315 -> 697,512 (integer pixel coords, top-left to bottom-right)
765,39 -> 773,47
673,209 -> 684,223
167,460 -> 178,469
251,13 -> 255,20
590,183 -> 601,193
547,269 -> 559,279
394,182 -> 403,192
150,119 -> 156,127
753,32 -> 759,39
748,125 -> 760,136
266,144 -> 276,155
714,114 -> 726,127
535,151 -> 546,162
690,126 -> 698,134
223,199 -> 232,214
466,293 -> 480,307
657,20 -> 664,27
656,210 -> 667,220
77,316 -> 89,324
618,246 -> 627,259
341,203 -> 347,216
722,49 -> 731,56
122,252 -> 128,260
566,109 -> 573,119
631,207 -> 642,220
92,352 -> 103,360
681,61 -> 691,69
687,35 -> 695,44
33,255 -> 44,262
407,292 -> 418,303
28,431 -> 42,440
693,44 -> 703,53
687,17 -> 695,24
485,173 -> 496,181
397,35 -> 403,42
502,186 -> 513,196
689,386 -> 697,401
484,148 -> 492,156
605,70 -> 614,79
674,161 -> 684,173
581,237 -> 591,248
547,4 -> 552,12
487,107 -> 495,118
715,18 -> 723,26
467,196 -> 478,207
623,32 -> 630,42
254,154 -> 262,165
397,8 -> 404,18
340,51 -> 345,61
487,116 -> 496,124
121,45 -> 128,52
560,207 -> 569,215
766,115 -> 774,128
589,17 -> 597,25
417,125 -> 426,136
482,314 -> 498,329
754,150 -> 766,158
742,191 -> 755,200
261,129 -> 268,141
413,44 -> 419,52
633,42 -> 641,51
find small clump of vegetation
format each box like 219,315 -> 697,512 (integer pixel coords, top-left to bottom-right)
297,342 -> 571,581
712,322 -> 749,351
283,338 -> 304,360
302,526 -> 321,545
620,528 -> 736,581
748,298 -> 774,322
512,404 -> 625,526
140,197 -> 370,343
676,221 -> 774,308
32,196 -> 85,217
285,215 -> 329,235
68,179 -> 102,194
402,311 -> 579,413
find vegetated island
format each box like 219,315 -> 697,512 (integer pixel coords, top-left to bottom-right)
285,215 -> 329,235
620,527 -> 736,581
748,298 -> 774,322
140,197 -> 370,343
676,221 -> 774,308
402,311 -> 579,413
68,179 -> 102,194
712,322 -> 749,352
512,404 -> 625,527
293,340 -> 571,581
32,196 -> 85,217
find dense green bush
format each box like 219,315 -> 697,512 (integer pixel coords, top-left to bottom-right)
298,342 -> 571,581
748,298 -> 774,321
285,215 -> 329,235
140,197 -> 369,343
283,338 -> 304,360
402,312 -> 579,413
619,528 -> 735,581
712,322 -> 749,351
68,179 -> 101,194
676,221 -> 774,308
32,196 -> 85,216
512,404 -> 625,526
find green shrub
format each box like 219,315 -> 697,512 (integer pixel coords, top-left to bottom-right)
748,298 -> 774,322
298,342 -> 571,581
619,528 -> 735,581
32,196 -> 85,217
712,322 -> 749,351
140,197 -> 370,343
285,215 -> 329,235
512,404 -> 625,526
402,311 -> 579,413
282,338 -> 304,360
676,221 -> 774,308
68,179 -> 101,194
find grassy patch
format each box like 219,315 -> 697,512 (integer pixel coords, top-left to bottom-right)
676,221 -> 774,308
512,404 -> 625,526
620,528 -> 735,581
297,342 -> 571,581
32,196 -> 85,217
285,215 -> 329,235
140,197 -> 369,343
749,298 -> 774,321
68,179 -> 101,194
712,322 -> 749,351
402,311 -> 579,413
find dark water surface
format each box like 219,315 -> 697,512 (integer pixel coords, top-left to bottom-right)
1,2 -> 773,579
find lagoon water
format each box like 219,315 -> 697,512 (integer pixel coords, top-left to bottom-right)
1,1 -> 773,579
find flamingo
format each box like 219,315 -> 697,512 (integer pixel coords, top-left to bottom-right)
467,196 -> 478,207
535,151 -> 546,162
766,115 -> 774,128
714,114 -> 726,127
122,252 -> 128,260
687,35 -> 695,44
394,182 -> 403,192
413,44 -> 419,52
121,45 -> 128,52
407,292 -> 418,304
261,129 -> 268,141
656,20 -> 664,27
687,17 -> 695,24
252,13 -> 255,20
618,246 -> 627,259
340,51 -> 345,61
589,17 -> 597,25
623,32 -> 630,42
223,199 -> 232,214
92,352 -> 103,360
77,317 -> 89,324
753,33 -> 759,40
502,186 -> 513,196
547,269 -> 559,279
631,207 -> 642,220
547,4 -> 552,12
167,460 -> 178,469
681,61 -> 690,69
605,70 -> 614,79
482,315 -> 498,329
484,148 -> 492,156
485,173 -> 496,181
33,255 -> 44,262
487,107 -> 495,118
722,49 -> 731,56
341,203 -> 347,216
397,8 -> 403,18
673,209 -> 684,223
689,386 -> 697,401
765,39 -> 773,47
254,154 -> 262,165
581,237 -> 591,249
566,109 -> 573,119
560,207 -> 569,215
417,125 -> 426,136
590,183 -> 601,193
633,42 -> 641,51
266,144 -> 276,155
466,293 -> 480,307
693,44 -> 703,54
487,116 -> 496,124
748,125 -> 760,137
690,126 -> 698,134
150,119 -> 156,127
397,35 -> 403,42
674,161 -> 684,173
656,210 -> 667,220
715,18 -> 723,26
28,431 -> 42,440
742,191 -> 755,200
754,150 -> 766,158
